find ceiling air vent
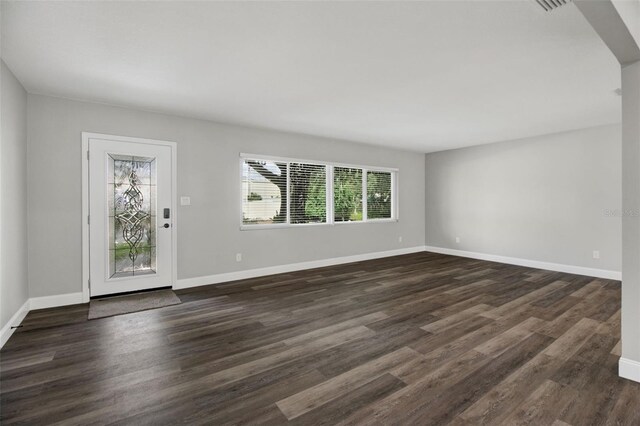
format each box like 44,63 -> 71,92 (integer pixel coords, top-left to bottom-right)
533,0 -> 572,12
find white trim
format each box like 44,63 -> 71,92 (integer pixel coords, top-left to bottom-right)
1,293 -> 83,349
334,218 -> 398,225
391,170 -> 399,220
240,152 -> 399,173
326,165 -> 334,222
362,170 -> 368,221
81,132 -> 178,301
82,136 -> 90,303
83,132 -> 178,149
424,245 -> 621,280
239,157 -> 246,229
30,293 -> 84,310
286,162 -> 291,224
170,138 -> 178,292
239,218 -> 398,231
240,222 -> 329,231
619,357 -> 640,383
0,299 -> 30,349
175,246 -> 425,290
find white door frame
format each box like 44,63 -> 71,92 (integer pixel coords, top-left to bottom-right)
81,132 -> 178,302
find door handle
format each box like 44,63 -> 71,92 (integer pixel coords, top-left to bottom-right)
159,223 -> 170,229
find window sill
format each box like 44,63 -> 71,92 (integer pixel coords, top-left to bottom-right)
334,218 -> 398,225
240,218 -> 398,231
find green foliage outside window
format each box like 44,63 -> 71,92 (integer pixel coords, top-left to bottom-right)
334,167 -> 363,222
304,171 -> 326,221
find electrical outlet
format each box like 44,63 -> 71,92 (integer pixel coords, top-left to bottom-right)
398,236 -> 403,243
455,237 -> 460,243
593,250 -> 600,260
180,196 -> 191,206
236,253 -> 242,262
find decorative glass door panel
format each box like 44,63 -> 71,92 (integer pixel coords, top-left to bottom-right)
88,136 -> 174,297
108,155 -> 157,278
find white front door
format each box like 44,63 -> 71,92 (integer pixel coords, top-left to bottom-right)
87,134 -> 175,297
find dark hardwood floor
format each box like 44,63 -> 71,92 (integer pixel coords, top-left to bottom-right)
1,252 -> 638,425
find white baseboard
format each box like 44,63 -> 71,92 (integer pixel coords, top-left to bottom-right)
175,246 -> 426,290
1,293 -> 85,350
619,357 -> 640,383
424,246 -> 621,281
0,299 -> 30,349
30,292 -> 84,310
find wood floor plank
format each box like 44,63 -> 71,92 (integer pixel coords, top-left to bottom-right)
0,351 -> 56,372
558,364 -> 627,426
502,379 -> 578,425
473,317 -> 541,358
337,349 -> 490,425
402,332 -> 554,425
458,351 -> 564,425
541,317 -> 601,360
276,346 -> 420,419
420,304 -> 492,333
605,380 -> 640,426
287,373 -> 405,426
481,280 -> 568,320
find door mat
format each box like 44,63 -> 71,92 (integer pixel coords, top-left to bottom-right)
88,289 -> 181,319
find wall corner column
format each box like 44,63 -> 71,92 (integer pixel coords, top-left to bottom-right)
575,0 -> 640,383
620,60 -> 640,382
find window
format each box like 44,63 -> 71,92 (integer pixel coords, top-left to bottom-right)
241,155 -> 396,228
290,163 -> 327,224
333,167 -> 363,222
366,171 -> 392,219
242,159 -> 287,225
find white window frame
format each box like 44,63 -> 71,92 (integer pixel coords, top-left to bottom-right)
239,153 -> 398,230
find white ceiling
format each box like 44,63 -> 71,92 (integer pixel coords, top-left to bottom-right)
1,0 -> 621,153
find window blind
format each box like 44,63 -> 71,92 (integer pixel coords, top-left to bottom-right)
289,163 -> 327,224
367,171 -> 392,219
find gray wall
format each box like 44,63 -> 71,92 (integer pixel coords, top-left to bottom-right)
425,124 -> 621,273
1,61 -> 29,328
27,94 -> 425,298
